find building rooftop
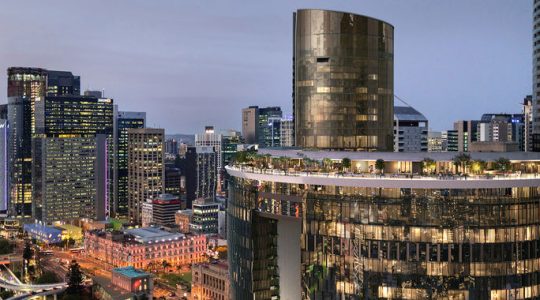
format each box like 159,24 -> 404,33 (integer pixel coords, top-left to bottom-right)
117,111 -> 146,119
93,275 -> 134,299
296,9 -> 394,28
124,227 -> 184,244
153,193 -> 178,201
47,70 -> 77,77
479,113 -> 523,123
394,106 -> 428,122
193,198 -> 219,206
113,266 -> 149,279
197,261 -> 229,271
177,209 -> 193,216
24,223 -> 64,234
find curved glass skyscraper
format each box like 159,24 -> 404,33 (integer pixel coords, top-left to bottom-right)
227,150 -> 540,299
293,9 -> 394,151
228,8 -> 540,300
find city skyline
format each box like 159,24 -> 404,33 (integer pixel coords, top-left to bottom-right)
0,0 -> 532,133
0,2 -> 538,299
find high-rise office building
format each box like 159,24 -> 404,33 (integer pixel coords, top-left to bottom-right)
427,131 -> 445,152
46,70 -> 80,96
190,197 -> 219,234
114,111 -> 146,217
0,104 -> 8,120
453,120 -> 479,152
258,107 -> 282,148
195,126 -> 222,170
242,107 -> 258,144
293,9 -> 394,150
477,114 -> 524,149
7,67 -> 47,218
524,95 -> 533,151
196,126 -> 223,195
533,0 -> 540,150
165,138 -> 179,156
127,128 -> 165,224
179,142 -> 188,157
31,95 -> 114,222
393,106 -> 428,152
34,95 -> 114,137
280,116 -> 294,147
181,146 -> 217,208
221,130 -> 243,194
241,106 -> 283,147
0,120 -> 8,212
221,130 -> 243,167
195,147 -> 217,202
7,96 -> 32,218
165,164 -> 182,198
141,193 -> 182,227
443,129 -> 459,152
7,67 -> 47,132
32,135 -> 108,223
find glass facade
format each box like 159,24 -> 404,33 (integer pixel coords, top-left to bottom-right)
191,200 -> 220,234
195,146 -> 217,201
222,132 -> 243,194
115,112 -> 145,217
33,136 -> 107,223
7,67 -> 47,135
293,10 -> 394,150
165,166 -> 182,197
33,95 -> 115,221
46,70 -> 80,96
227,153 -> 540,299
127,128 -> 165,224
228,181 -> 279,299
258,107 -> 282,148
7,97 -> 32,217
0,120 -> 8,212
7,67 -> 47,218
35,96 -> 114,137
533,0 -> 540,142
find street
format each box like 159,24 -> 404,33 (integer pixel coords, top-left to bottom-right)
39,247 -> 179,299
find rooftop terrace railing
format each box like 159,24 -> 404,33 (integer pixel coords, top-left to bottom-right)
227,165 -> 540,181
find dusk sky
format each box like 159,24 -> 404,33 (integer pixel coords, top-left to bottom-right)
0,1 -> 532,134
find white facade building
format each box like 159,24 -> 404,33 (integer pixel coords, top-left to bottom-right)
195,126 -> 222,170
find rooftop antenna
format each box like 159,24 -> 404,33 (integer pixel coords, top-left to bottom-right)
102,89 -> 105,97
394,94 -> 412,107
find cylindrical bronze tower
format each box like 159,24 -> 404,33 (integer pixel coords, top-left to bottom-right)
293,9 -> 394,151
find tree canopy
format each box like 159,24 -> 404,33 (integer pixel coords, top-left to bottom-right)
375,159 -> 385,173
494,157 -> 511,172
36,271 -> 59,284
23,240 -> 33,261
0,238 -> 14,255
66,260 -> 83,295
341,158 -> 351,169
